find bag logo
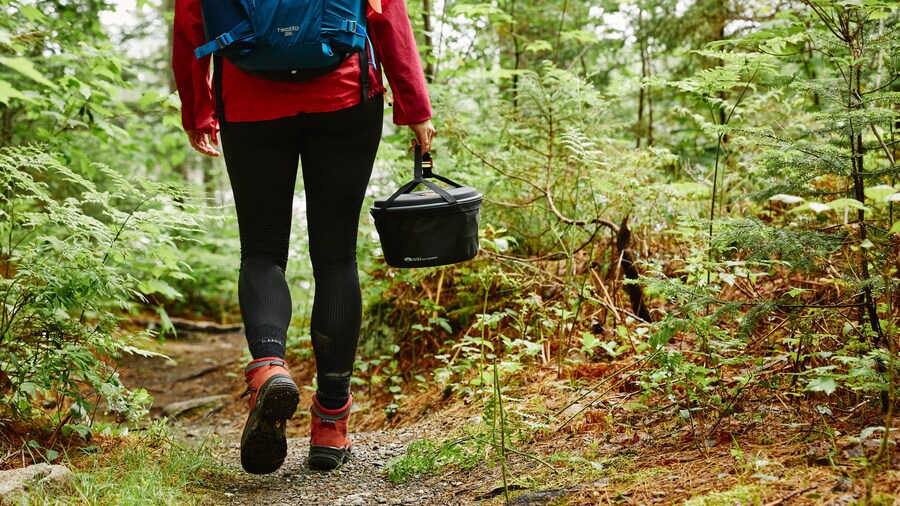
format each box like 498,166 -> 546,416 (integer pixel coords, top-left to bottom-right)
277,26 -> 300,37
404,256 -> 439,263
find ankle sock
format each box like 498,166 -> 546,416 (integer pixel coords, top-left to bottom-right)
247,325 -> 286,360
315,375 -> 351,410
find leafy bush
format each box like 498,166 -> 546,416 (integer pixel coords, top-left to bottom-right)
0,146 -> 202,424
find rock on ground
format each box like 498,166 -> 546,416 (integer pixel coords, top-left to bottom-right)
0,463 -> 73,505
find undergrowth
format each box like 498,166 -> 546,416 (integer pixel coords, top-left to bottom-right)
24,421 -> 230,506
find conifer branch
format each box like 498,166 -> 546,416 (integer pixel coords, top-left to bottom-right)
804,1 -> 844,42
862,73 -> 900,96
457,137 -> 545,195
871,125 -> 897,166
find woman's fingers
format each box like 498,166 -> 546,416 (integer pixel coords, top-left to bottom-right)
187,130 -> 221,157
408,119 -> 436,154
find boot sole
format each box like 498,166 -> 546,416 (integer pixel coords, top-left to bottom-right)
240,375 -> 300,475
308,445 -> 351,471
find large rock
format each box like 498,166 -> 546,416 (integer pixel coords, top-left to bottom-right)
0,463 -> 73,504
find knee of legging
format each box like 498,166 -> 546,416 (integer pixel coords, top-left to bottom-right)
239,244 -> 289,272
240,253 -> 288,274
308,250 -> 357,273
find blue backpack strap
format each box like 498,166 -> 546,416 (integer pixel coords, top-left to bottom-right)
344,19 -> 375,104
195,19 -> 253,59
341,20 -> 377,69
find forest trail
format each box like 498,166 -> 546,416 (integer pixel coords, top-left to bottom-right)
118,328 -> 466,505
115,325 -> 900,506
217,433 -> 460,506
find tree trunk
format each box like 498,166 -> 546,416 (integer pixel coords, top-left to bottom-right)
636,6 -> 645,148
422,0 -> 436,82
642,37 -> 654,147
163,0 -> 177,93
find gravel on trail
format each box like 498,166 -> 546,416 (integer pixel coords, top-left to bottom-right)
217,431 -> 470,506
118,332 -> 483,505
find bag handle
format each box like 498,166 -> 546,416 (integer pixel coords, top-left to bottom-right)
380,145 -> 465,210
417,148 -> 464,189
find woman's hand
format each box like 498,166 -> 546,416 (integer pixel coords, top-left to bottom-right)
408,119 -> 436,154
187,130 -> 221,157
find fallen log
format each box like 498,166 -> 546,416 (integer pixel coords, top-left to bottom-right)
133,317 -> 243,334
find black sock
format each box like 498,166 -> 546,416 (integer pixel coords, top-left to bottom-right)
316,375 -> 351,410
246,325 -> 287,359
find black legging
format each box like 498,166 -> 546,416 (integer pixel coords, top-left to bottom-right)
220,97 -> 384,409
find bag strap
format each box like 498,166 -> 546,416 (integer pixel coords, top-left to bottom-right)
358,48 -> 369,105
213,55 -> 226,124
195,19 -> 254,59
418,151 -> 463,189
380,146 -> 462,210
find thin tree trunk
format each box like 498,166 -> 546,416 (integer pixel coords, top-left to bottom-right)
839,11 -> 887,410
510,0 -> 521,110
643,38 -> 654,147
163,0 -> 177,93
636,6 -> 645,149
422,0 -> 436,82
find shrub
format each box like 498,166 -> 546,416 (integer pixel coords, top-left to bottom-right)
0,146 -> 202,425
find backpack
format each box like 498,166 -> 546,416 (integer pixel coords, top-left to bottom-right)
194,0 -> 374,82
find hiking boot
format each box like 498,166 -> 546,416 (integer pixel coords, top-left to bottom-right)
308,395 -> 352,470
240,357 -> 300,475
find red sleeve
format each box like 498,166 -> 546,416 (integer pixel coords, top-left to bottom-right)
172,0 -> 216,133
369,0 -> 433,126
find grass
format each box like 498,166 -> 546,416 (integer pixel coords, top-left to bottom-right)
385,436 -> 480,483
684,484 -> 763,506
24,423 -> 231,506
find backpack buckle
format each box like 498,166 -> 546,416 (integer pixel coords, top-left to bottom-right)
341,20 -> 358,33
215,33 -> 234,49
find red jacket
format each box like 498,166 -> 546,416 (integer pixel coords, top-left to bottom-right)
172,0 -> 433,133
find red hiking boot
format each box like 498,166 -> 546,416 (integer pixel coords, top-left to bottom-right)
240,357 -> 299,474
308,395 -> 352,470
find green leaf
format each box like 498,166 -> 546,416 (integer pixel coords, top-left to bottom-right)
769,194 -> 804,205
791,202 -> 830,214
827,198 -> 868,212
860,426 -> 885,440
138,279 -> 183,299
121,345 -> 171,360
889,222 -> 900,234
18,4 -> 46,22
864,185 -> 896,201
0,57 -> 57,88
807,376 -> 837,395
649,326 -> 675,350
525,40 -> 553,54
139,91 -> 161,109
0,79 -> 27,105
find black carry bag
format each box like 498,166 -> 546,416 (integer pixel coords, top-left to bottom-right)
370,147 -> 482,268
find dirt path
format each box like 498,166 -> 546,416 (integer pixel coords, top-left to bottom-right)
119,330 -> 467,506
218,431 -> 464,506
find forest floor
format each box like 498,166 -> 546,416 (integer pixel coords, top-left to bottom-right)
117,329 -> 465,505
116,329 -> 900,506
